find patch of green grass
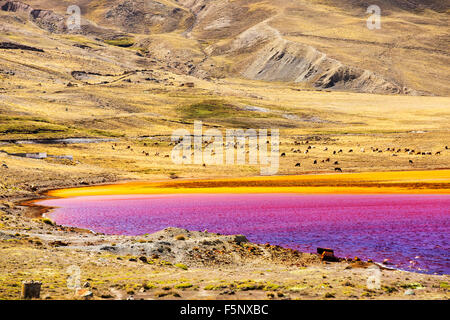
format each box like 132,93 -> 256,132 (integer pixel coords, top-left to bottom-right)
400,282 -> 423,289
263,282 -> 280,291
62,35 -> 99,47
0,115 -> 49,122
382,286 -> 398,293
179,100 -> 233,119
204,284 -> 229,290
154,290 -> 180,297
0,115 -> 126,139
287,285 -> 307,292
177,99 -> 272,128
0,121 -> 69,135
142,282 -> 157,290
174,283 -> 193,289
104,38 -> 135,47
439,282 -> 449,289
158,260 -> 172,266
87,129 -> 124,138
174,263 -> 188,270
179,99 -> 260,121
236,281 -> 265,291
0,116 -> 90,139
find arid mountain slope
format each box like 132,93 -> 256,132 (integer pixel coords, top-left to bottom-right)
0,0 -> 449,95
323,0 -> 448,12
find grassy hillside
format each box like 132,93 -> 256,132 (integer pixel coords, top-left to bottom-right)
2,0 -> 448,95
0,0 -> 449,198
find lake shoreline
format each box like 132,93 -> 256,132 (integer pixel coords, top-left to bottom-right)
37,192 -> 450,275
0,171 -> 448,300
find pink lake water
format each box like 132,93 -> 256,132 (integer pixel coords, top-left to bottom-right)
38,194 -> 450,274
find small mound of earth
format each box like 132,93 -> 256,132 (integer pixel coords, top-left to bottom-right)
34,227 -> 321,268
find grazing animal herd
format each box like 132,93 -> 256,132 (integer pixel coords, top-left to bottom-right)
109,139 -> 448,174
286,140 -> 448,173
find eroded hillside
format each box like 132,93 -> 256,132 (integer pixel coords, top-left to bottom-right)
1,0 -> 448,95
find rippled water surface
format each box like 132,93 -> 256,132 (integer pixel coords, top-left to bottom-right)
38,194 -> 450,274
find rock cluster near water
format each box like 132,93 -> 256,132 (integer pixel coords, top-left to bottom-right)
2,200 -> 449,300
22,225 -> 321,268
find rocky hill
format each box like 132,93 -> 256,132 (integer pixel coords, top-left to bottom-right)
0,0 -> 449,95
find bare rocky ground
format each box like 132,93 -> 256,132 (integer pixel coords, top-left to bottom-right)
0,199 -> 448,300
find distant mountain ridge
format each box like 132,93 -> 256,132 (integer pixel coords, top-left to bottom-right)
1,0 -> 448,95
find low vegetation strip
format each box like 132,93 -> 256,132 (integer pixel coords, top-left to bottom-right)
0,42 -> 44,52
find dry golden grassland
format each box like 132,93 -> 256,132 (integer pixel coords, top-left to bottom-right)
0,0 -> 449,300
0,74 -> 449,300
1,75 -> 449,198
0,242 -> 447,300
